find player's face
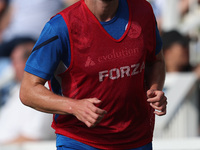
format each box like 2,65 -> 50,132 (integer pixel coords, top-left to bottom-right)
11,46 -> 27,82
167,43 -> 189,71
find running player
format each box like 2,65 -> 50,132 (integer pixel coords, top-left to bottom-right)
20,0 -> 167,149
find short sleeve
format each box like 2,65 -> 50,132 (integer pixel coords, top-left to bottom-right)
25,15 -> 70,80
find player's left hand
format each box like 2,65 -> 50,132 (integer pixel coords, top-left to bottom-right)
147,89 -> 167,116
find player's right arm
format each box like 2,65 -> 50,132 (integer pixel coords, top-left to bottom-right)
20,72 -> 106,128
19,15 -> 106,128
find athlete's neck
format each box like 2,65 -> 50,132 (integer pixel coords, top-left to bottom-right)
84,0 -> 119,22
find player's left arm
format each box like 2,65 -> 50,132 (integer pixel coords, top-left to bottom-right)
145,50 -> 167,116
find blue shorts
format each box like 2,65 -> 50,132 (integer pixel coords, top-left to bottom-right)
56,134 -> 152,150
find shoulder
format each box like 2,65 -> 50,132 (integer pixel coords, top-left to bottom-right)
49,15 -> 67,30
47,14 -> 69,40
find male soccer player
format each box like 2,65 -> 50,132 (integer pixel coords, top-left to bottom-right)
20,0 -> 167,149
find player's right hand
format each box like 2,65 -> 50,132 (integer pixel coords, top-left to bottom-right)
71,98 -> 107,128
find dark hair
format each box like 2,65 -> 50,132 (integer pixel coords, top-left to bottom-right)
161,30 -> 189,51
0,0 -> 10,17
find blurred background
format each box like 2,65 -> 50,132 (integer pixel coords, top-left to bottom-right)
149,0 -> 200,149
0,0 -> 199,150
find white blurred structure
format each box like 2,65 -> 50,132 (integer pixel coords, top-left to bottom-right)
0,141 -> 56,150
153,138 -> 200,150
153,72 -> 200,150
154,73 -> 199,138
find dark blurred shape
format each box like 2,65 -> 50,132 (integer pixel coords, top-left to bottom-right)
0,37 -> 35,57
0,0 -> 9,17
162,30 -> 192,72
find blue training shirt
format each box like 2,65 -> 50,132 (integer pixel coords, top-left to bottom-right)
25,0 -> 161,149
25,0 -> 162,81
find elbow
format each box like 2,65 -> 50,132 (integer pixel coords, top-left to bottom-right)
19,84 -> 30,107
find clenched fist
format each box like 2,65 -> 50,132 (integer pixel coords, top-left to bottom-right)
147,89 -> 167,116
71,98 -> 107,127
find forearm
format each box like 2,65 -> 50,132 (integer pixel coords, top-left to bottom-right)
145,51 -> 167,116
145,51 -> 166,91
20,72 -> 107,127
20,72 -> 74,115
